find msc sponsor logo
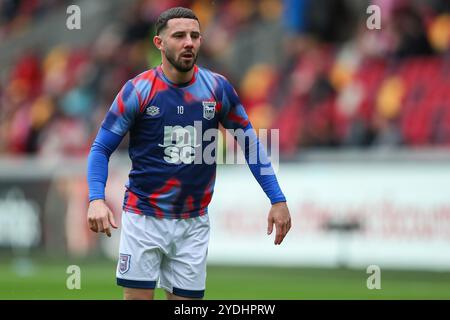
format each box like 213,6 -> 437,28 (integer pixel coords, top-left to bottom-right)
159,122 -> 201,164
157,121 -> 280,175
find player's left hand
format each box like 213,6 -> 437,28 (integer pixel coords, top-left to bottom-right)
267,202 -> 291,245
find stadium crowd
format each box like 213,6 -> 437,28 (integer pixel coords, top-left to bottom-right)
0,0 -> 70,39
0,0 -> 449,157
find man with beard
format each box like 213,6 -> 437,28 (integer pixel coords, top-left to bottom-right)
86,7 -> 291,300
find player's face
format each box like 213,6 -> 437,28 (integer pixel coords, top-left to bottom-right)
160,18 -> 202,72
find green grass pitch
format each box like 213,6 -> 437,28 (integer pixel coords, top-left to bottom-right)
1,258 -> 450,299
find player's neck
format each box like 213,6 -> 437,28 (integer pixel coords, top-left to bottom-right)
161,62 -> 195,85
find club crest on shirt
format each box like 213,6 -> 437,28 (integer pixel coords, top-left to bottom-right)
119,254 -> 131,274
146,105 -> 160,117
202,101 -> 216,120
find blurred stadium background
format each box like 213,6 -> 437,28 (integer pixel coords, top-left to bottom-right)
1,0 -> 450,299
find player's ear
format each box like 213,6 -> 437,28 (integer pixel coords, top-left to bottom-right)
153,35 -> 163,50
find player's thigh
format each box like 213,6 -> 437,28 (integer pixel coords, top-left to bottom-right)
160,214 -> 210,299
116,211 -> 164,291
124,288 -> 155,300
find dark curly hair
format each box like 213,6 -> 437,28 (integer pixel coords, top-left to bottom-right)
155,7 -> 199,36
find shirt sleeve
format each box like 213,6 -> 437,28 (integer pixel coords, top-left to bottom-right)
87,79 -> 142,201
219,77 -> 287,204
219,78 -> 250,131
101,80 -> 141,136
87,127 -> 123,201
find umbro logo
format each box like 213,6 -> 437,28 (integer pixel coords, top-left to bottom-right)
146,105 -> 160,116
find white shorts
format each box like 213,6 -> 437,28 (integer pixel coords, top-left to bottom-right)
116,211 -> 210,298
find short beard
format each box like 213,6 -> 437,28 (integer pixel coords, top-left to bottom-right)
164,48 -> 197,73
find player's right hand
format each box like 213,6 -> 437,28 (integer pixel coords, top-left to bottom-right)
87,199 -> 118,237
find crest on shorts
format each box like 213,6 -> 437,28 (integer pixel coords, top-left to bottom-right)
146,105 -> 160,117
119,253 -> 131,274
202,101 -> 216,120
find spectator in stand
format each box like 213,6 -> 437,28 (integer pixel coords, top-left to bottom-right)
1,0 -> 450,156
